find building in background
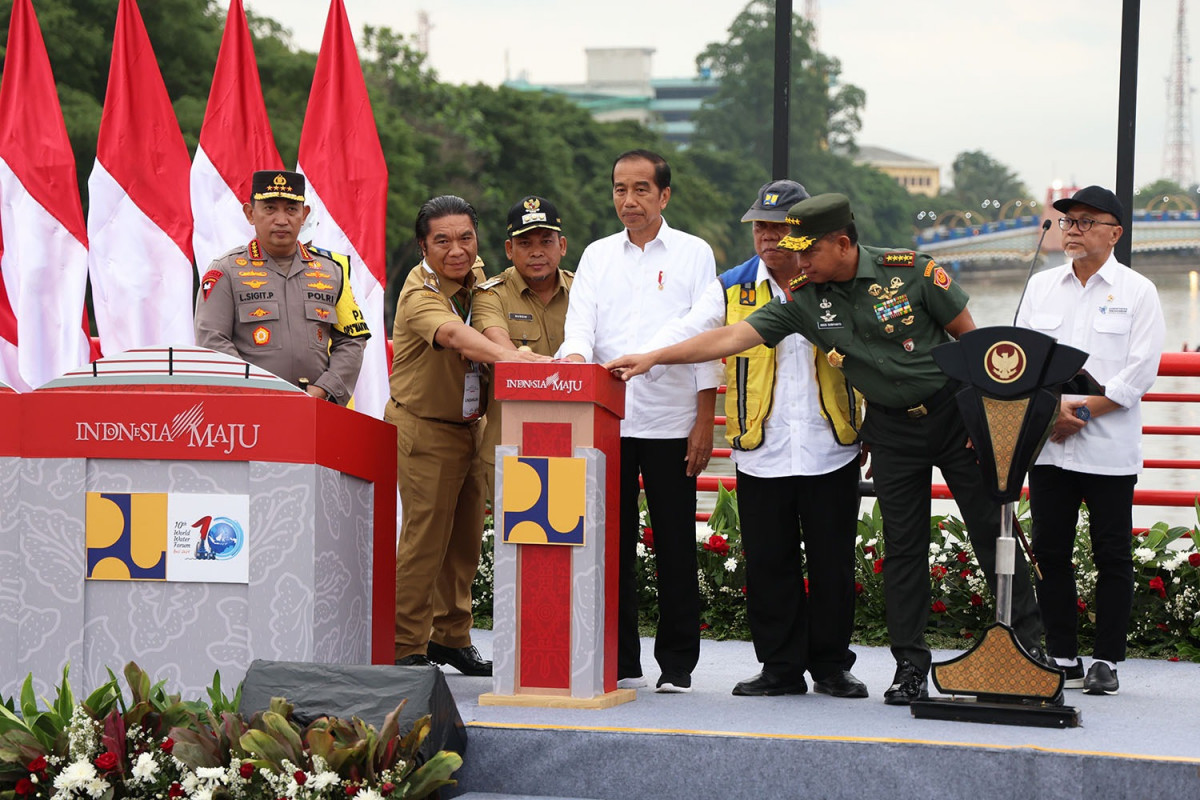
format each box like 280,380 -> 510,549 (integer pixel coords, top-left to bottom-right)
851,145 -> 941,197
505,48 -> 717,146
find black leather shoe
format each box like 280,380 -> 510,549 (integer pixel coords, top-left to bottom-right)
732,670 -> 807,697
395,654 -> 433,667
427,641 -> 493,676
883,659 -> 928,705
814,670 -> 869,698
1083,662 -> 1119,695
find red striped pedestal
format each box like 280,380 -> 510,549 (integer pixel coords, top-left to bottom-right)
480,363 -> 632,708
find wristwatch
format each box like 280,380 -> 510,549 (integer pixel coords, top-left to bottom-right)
1074,404 -> 1091,422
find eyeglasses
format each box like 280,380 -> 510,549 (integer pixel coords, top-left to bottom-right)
1058,217 -> 1120,232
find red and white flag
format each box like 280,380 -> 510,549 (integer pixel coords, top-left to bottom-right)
297,0 -> 389,418
87,0 -> 194,354
191,0 -> 283,272
0,0 -> 92,390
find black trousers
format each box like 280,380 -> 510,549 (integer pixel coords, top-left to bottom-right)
736,458 -> 861,680
618,437 -> 700,678
862,401 -> 1043,673
1029,465 -> 1136,663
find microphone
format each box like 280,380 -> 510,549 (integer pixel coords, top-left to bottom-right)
1012,218 -> 1053,325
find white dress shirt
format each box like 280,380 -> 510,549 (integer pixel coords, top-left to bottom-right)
559,218 -> 723,438
649,256 -> 859,478
1016,253 -> 1165,475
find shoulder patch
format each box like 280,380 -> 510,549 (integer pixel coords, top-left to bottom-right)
200,269 -> 223,301
878,251 -> 916,267
923,259 -> 937,278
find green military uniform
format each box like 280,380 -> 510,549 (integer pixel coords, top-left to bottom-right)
471,265 -> 573,495
746,242 -> 1043,673
387,259 -> 488,659
194,239 -> 369,404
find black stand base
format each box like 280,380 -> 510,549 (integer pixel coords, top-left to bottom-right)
911,697 -> 1081,728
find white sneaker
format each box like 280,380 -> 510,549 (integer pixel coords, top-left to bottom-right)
617,675 -> 647,689
655,673 -> 692,693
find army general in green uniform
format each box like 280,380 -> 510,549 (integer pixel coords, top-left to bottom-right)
605,193 -> 1045,705
194,170 -> 369,404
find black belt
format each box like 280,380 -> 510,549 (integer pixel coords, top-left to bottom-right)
869,382 -> 958,419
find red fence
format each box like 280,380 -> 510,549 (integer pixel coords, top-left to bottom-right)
692,351 -> 1200,528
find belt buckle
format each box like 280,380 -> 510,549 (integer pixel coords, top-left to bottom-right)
906,403 -> 928,419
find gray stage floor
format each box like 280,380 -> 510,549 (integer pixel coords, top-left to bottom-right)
441,629 -> 1200,762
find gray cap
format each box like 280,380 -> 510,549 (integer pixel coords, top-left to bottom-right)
741,179 -> 811,223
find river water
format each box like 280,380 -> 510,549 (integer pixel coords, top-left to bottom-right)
700,261 -> 1200,530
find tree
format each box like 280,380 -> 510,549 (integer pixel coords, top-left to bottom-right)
946,150 -> 1029,211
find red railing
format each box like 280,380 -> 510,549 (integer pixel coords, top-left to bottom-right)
689,351 -> 1200,525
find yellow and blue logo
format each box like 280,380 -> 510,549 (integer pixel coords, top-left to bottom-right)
501,456 -> 586,545
86,492 -> 168,580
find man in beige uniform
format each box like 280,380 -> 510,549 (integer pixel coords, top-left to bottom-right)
389,195 -> 549,675
194,170 -> 369,404
472,195 -> 573,497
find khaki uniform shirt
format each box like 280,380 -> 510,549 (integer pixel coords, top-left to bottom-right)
472,266 -> 573,457
389,259 -> 488,423
194,240 -> 369,404
746,244 -> 968,407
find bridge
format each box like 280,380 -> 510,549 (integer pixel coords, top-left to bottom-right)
915,210 -> 1200,265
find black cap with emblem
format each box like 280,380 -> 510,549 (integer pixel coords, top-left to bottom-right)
779,193 -> 855,251
507,195 -> 563,237
251,170 -> 305,203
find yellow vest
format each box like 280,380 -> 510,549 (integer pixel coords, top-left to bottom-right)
721,258 -> 863,449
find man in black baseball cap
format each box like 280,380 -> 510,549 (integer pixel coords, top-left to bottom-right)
1016,184 -> 1163,696
471,195 -> 573,496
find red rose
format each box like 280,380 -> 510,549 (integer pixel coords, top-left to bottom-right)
1149,576 -> 1167,598
381,784 -> 396,795
931,600 -> 947,613
1169,656 -> 1181,662
931,565 -> 948,579
94,752 -> 119,772
969,593 -> 983,607
27,757 -> 47,774
963,632 -> 974,639
863,545 -> 876,556
957,551 -> 969,563
160,738 -> 174,754
740,585 -> 748,595
873,559 -> 884,574
240,763 -> 255,780
699,623 -> 710,631
294,771 -> 308,786
169,784 -> 184,798
855,581 -> 864,595
15,778 -> 35,796
1077,598 -> 1087,613
1157,623 -> 1170,631
1189,552 -> 1200,567
642,528 -> 655,552
804,577 -> 810,594
345,786 -> 358,797
702,534 -> 730,557
960,569 -> 972,579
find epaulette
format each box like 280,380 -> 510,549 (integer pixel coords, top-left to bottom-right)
789,273 -> 812,291
477,274 -> 506,292
877,251 -> 916,267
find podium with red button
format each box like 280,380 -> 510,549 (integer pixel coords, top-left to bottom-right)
480,362 -> 633,707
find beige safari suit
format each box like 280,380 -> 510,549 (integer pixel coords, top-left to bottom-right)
388,260 -> 489,658
471,266 -> 572,497
194,241 -> 368,404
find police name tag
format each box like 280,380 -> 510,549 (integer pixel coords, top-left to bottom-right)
463,372 -> 482,419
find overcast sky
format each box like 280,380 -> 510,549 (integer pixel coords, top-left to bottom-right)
245,0 -> 1191,200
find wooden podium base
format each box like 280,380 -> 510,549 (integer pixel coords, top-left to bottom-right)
478,689 -> 636,709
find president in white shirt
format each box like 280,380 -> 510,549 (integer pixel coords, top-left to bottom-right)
560,149 -> 722,694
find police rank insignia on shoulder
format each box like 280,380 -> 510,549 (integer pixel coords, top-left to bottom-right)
880,251 -> 916,267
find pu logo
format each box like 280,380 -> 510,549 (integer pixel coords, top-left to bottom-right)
85,492 -> 167,580
763,192 -> 779,207
501,456 -> 586,545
